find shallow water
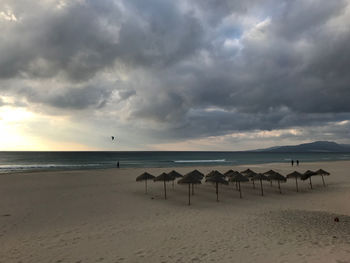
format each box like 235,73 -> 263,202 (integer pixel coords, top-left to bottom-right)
0,151 -> 349,174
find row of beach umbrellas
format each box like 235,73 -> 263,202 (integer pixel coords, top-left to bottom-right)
136,168 -> 330,205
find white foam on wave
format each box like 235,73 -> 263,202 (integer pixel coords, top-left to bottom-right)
173,159 -> 226,163
0,163 -> 105,170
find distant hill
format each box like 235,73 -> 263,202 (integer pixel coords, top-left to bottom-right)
254,141 -> 350,153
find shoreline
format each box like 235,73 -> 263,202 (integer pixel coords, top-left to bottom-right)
2,158 -> 350,176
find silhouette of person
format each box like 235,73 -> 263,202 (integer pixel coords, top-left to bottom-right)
296,160 -> 299,166
117,161 -> 120,168
291,160 -> 294,166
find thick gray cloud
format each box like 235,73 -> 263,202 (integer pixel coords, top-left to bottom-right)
20,84 -> 115,110
1,0 -> 350,147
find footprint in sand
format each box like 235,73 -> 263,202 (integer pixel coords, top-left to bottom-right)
134,250 -> 146,258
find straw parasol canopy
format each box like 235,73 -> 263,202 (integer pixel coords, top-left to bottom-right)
168,170 -> 183,188
316,169 -> 330,176
252,173 -> 268,196
136,172 -> 155,194
154,172 -> 175,199
264,170 -> 277,176
241,168 -> 255,175
186,169 -> 204,180
184,170 -> 204,195
286,171 -> 303,192
267,172 -> 286,194
205,170 -> 228,202
243,170 -> 258,189
229,172 -> 249,198
264,169 -> 277,186
168,170 -> 183,179
315,169 -> 330,187
225,170 -> 242,190
224,169 -> 238,179
224,169 -> 235,175
224,170 -> 240,179
301,170 -> 317,189
231,171 -> 243,177
206,170 -> 225,178
178,173 -> 202,205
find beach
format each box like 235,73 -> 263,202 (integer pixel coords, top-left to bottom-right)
1,160 -> 350,263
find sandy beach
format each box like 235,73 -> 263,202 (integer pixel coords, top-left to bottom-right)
1,160 -> 350,263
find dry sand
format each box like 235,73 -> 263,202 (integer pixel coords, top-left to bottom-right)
1,161 -> 350,263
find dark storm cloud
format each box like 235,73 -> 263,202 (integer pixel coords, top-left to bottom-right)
0,0 -> 202,80
20,84 -> 115,110
1,0 -> 350,144
0,0 -> 123,80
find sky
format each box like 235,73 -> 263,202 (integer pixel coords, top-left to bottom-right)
0,0 -> 350,151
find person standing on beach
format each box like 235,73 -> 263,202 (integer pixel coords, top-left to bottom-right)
296,160 -> 299,166
117,161 -> 120,168
291,160 -> 294,166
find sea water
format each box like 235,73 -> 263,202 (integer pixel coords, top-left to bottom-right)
0,151 -> 350,174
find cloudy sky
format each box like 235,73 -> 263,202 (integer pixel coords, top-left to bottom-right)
0,0 -> 350,151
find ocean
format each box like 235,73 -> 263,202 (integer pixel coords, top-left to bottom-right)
0,151 -> 350,174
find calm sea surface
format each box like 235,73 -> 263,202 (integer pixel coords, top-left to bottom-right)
0,151 -> 350,174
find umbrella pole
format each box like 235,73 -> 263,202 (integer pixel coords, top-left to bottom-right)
192,183 -> 194,195
236,181 -> 238,190
188,184 -> 191,205
278,180 -> 281,194
172,180 -> 174,189
145,179 -> 148,194
295,177 -> 299,192
164,180 -> 167,200
252,179 -> 255,189
216,182 -> 219,202
260,179 -> 264,196
321,175 -> 326,187
270,180 -> 272,187
239,181 -> 242,199
309,177 -> 313,189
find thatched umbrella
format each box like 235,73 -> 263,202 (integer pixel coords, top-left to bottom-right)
264,170 -> 277,186
136,172 -> 155,194
205,170 -> 228,201
286,171 -> 303,192
226,171 -> 242,189
242,170 -> 258,189
185,170 -> 204,195
228,172 -> 249,198
267,172 -> 286,194
178,174 -> 202,205
252,173 -> 268,196
315,169 -> 330,187
168,170 -> 183,188
224,169 -> 236,179
301,170 -> 317,189
241,168 -> 255,176
206,170 -> 225,178
224,170 -> 238,177
154,172 -> 174,199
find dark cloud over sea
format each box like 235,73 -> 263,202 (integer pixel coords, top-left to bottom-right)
0,0 -> 349,149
